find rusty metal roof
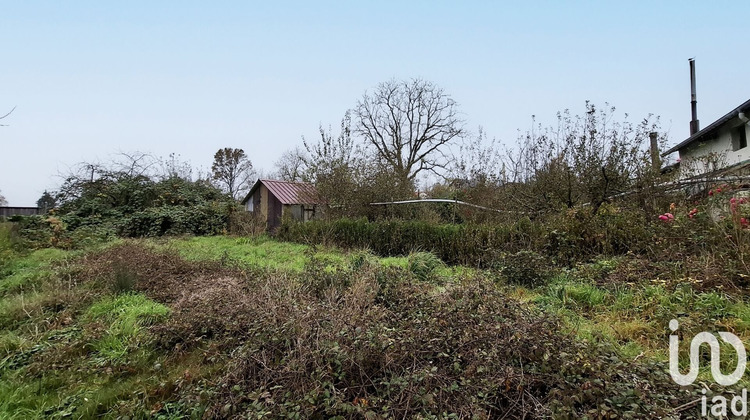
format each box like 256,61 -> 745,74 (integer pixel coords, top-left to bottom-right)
241,179 -> 322,205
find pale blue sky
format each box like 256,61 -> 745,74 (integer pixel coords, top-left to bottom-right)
2,1 -> 749,205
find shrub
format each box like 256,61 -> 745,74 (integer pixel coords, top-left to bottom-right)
110,259 -> 138,294
348,249 -> 377,271
406,251 -> 444,282
194,270 -> 698,419
497,250 -> 551,288
228,209 -> 266,236
300,251 -> 351,298
15,175 -> 237,248
0,223 -> 18,272
278,213 -> 658,269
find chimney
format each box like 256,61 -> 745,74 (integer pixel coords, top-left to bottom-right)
649,132 -> 661,171
689,58 -> 700,135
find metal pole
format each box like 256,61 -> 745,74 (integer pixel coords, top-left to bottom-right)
689,58 -> 700,135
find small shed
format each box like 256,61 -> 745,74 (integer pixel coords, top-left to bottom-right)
240,179 -> 323,231
0,207 -> 41,217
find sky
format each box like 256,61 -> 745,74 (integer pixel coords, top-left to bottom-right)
2,1 -> 749,206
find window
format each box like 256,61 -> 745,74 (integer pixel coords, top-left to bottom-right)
304,205 -> 315,222
734,125 -> 748,151
740,126 -> 748,150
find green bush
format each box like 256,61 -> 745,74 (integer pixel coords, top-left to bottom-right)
13,177 -> 236,248
497,250 -> 551,288
278,217 -> 540,266
406,251 -> 444,282
0,223 -> 18,272
348,249 -> 377,271
278,211 -> 658,268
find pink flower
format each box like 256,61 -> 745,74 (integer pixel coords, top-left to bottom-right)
741,218 -> 749,229
688,208 -> 699,219
658,213 -> 675,222
730,197 -> 745,214
709,190 -> 714,196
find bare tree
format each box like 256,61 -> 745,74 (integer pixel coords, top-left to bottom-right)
211,148 -> 254,200
354,79 -> 465,183
303,110 -> 362,183
451,126 -> 505,184
274,146 -> 307,182
0,190 -> 7,206
112,151 -> 158,178
504,102 -> 661,214
160,153 -> 193,180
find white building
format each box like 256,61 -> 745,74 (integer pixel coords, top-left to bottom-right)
662,99 -> 750,179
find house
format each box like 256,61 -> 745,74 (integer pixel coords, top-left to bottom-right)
662,99 -> 750,179
240,179 -> 323,230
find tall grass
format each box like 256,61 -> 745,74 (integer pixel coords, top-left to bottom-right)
159,235 -> 345,272
406,251 -> 444,282
84,294 -> 170,364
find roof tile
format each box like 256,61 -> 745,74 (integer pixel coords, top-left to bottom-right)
260,179 -> 321,205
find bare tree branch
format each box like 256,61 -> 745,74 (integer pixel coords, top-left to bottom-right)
211,148 -> 255,200
354,79 -> 465,183
0,106 -> 16,127
274,146 -> 308,182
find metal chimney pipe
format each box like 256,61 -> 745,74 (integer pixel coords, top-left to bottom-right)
689,58 -> 700,135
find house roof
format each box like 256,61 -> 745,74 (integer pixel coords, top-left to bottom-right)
662,98 -> 750,156
240,179 -> 322,205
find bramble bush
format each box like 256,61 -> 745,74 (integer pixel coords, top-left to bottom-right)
12,176 -> 236,248
279,193 -> 750,293
496,250 -> 550,287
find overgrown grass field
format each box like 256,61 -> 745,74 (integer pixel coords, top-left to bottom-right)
1,228 -> 748,418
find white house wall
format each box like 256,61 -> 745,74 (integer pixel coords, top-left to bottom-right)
678,122 -> 750,177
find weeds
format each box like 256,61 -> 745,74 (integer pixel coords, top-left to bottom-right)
84,293 -> 170,364
0,233 -> 746,418
348,249 -> 377,270
498,250 -> 551,287
406,251 -> 444,282
110,259 -> 138,294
